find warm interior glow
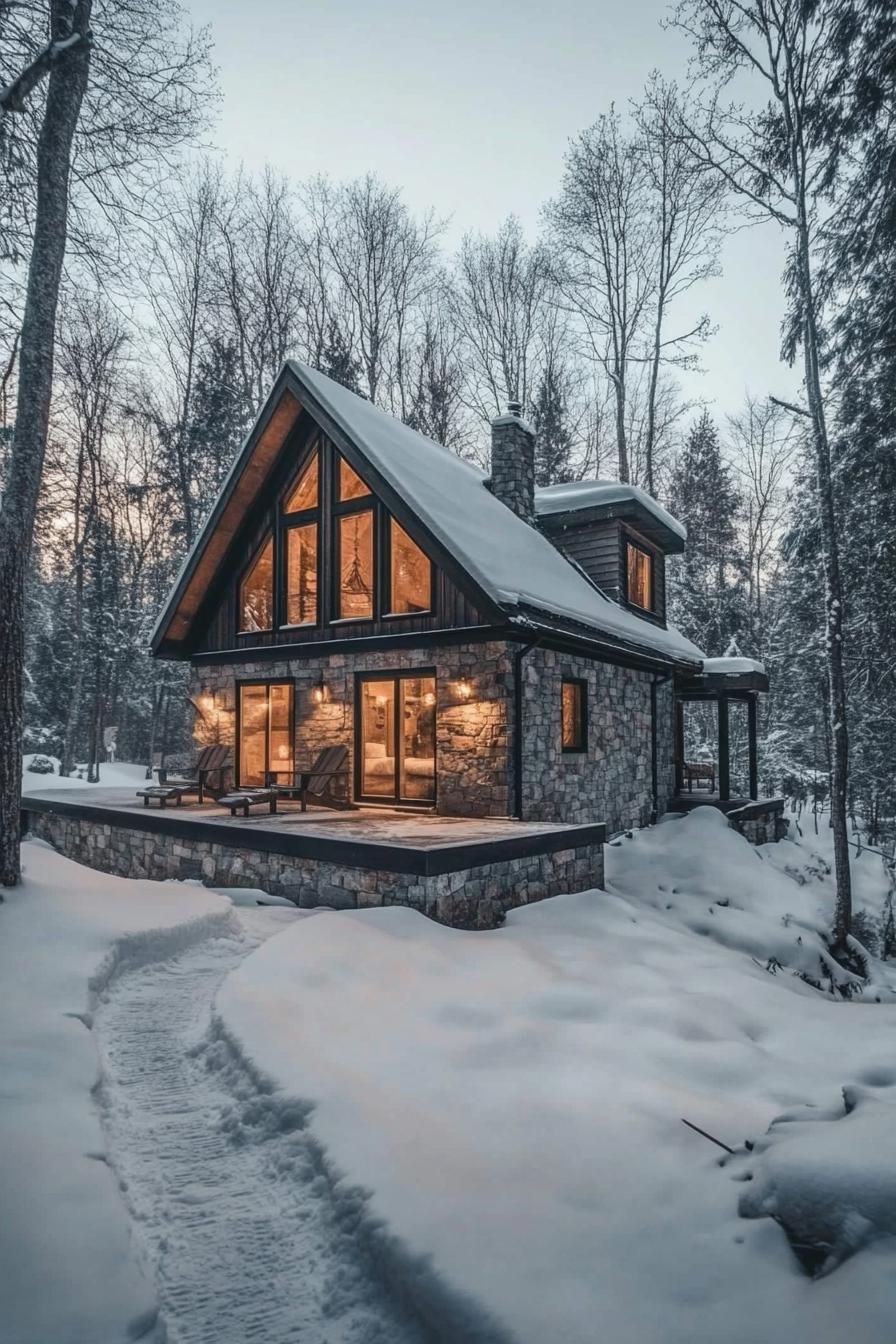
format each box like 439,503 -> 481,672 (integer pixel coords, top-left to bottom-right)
626,542 -> 653,612
561,680 -> 585,751
285,523 -> 318,625
239,536 -> 274,632
338,511 -> 374,618
389,519 -> 431,614
284,449 -> 319,512
238,682 -> 293,786
360,674 -> 436,802
339,456 -> 370,501
455,678 -> 472,700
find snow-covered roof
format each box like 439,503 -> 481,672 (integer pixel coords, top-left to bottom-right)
701,657 -> 766,676
152,361 -> 704,667
535,479 -> 687,543
285,362 -> 702,664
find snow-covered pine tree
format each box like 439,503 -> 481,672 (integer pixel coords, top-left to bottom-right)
667,412 -> 748,655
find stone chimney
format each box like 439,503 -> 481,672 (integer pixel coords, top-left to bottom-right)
488,400 -> 535,524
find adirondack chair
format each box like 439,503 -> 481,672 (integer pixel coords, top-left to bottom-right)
266,744 -> 356,812
154,743 -> 232,803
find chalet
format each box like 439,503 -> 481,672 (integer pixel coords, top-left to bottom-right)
24,360 -> 784,927
150,360 -> 775,836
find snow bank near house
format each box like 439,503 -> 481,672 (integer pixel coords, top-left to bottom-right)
21,753 -> 149,791
0,841 -> 233,1344
217,809 -> 896,1344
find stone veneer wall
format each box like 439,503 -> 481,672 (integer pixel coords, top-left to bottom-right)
191,640 -> 515,818
519,648 -> 676,833
24,810 -> 604,931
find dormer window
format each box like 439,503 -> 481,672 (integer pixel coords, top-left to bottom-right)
626,540 -> 653,612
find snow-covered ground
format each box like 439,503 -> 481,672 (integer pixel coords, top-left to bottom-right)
217,809 -> 896,1344
0,842 -> 233,1344
21,753 -> 149,791
4,810 -> 896,1343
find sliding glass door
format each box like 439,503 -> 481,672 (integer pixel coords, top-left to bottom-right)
357,673 -> 436,805
238,682 -> 294,787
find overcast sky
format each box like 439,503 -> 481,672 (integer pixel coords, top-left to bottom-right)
189,0 -> 798,419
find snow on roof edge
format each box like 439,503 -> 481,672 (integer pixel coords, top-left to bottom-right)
535,480 -> 687,542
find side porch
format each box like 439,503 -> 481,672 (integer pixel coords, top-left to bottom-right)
672,659 -> 787,843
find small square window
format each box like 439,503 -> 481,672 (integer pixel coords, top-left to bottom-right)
626,541 -> 654,612
561,679 -> 587,753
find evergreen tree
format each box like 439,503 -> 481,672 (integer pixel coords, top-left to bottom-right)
316,320 -> 364,396
404,320 -> 464,447
667,412 -> 747,655
530,364 -> 575,486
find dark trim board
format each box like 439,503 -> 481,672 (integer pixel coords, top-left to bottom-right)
21,795 -> 606,878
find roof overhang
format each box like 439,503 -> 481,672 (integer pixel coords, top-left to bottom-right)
675,668 -> 769,696
537,500 -> 686,555
151,367 -> 303,656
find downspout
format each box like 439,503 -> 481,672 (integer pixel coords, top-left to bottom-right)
650,670 -> 673,824
513,636 -> 541,819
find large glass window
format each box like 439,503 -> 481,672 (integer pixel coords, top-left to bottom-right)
626,541 -> 653,612
285,523 -> 318,626
238,682 -> 293,787
239,536 -> 274,632
284,449 -> 319,513
358,673 -> 436,803
388,520 -> 432,615
339,456 -> 370,501
561,679 -> 587,753
337,511 -> 374,619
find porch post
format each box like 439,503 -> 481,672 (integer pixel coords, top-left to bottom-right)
718,696 -> 730,802
747,694 -> 759,800
674,697 -> 685,794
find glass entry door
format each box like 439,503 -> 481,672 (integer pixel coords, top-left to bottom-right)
357,673 -> 436,804
238,682 -> 294,787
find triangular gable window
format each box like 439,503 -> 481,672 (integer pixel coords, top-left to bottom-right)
285,448 -> 319,513
338,455 -> 371,501
239,535 -> 274,632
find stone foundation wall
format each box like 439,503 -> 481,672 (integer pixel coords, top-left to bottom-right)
191,641 -> 514,818
520,649 -> 676,833
23,810 -> 604,931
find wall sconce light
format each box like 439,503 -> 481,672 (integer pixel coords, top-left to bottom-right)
422,690 -> 436,708
455,678 -> 472,701
311,673 -> 328,704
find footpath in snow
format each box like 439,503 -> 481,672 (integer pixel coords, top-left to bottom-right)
217,808 -> 896,1344
0,844 -> 442,1344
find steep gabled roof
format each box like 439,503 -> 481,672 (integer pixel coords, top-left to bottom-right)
151,360 -> 704,667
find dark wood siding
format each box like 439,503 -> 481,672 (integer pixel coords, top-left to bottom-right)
547,520 -> 624,602
189,415 -> 489,655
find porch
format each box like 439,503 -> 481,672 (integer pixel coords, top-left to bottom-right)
21,788 -> 606,929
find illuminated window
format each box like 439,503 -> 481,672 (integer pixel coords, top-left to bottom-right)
626,541 -> 653,612
389,519 -> 431,614
239,536 -> 274,632
338,456 -> 370,501
284,449 -> 319,513
561,679 -> 587,753
337,511 -> 374,619
285,523 -> 318,625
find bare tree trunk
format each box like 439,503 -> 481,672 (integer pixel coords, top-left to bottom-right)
798,228 -> 853,945
0,0 -> 92,887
